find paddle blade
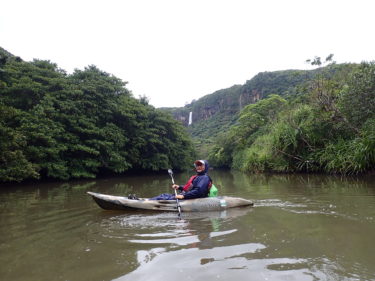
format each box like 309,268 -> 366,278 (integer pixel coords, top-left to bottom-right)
168,169 -> 175,184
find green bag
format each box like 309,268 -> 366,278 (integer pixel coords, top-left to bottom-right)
209,184 -> 218,197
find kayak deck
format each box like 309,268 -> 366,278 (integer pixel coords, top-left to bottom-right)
87,191 -> 253,212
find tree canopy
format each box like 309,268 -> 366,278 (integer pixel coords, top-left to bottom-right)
0,47 -> 195,182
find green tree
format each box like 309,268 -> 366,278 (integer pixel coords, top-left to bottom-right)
234,94 -> 287,147
0,104 -> 38,181
1,58 -> 65,111
339,62 -> 375,129
208,95 -> 287,168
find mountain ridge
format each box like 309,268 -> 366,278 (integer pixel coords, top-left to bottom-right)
161,68 -> 321,140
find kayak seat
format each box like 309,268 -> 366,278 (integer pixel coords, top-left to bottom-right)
128,194 -> 139,200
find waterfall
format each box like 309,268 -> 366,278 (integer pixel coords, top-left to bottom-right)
188,111 -> 192,125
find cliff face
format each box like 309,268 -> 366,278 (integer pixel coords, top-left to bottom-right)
163,69 -> 316,136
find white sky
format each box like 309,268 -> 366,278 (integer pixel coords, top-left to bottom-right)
1,0 -> 374,107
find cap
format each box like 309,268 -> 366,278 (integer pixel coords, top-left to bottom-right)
194,160 -> 205,167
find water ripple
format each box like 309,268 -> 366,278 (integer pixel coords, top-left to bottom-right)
129,229 -> 238,246
255,198 -> 375,223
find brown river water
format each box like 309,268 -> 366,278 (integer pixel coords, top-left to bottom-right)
0,170 -> 375,281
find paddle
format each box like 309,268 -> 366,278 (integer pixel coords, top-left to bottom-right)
168,169 -> 182,218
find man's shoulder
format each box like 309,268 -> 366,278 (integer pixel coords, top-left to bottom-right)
196,174 -> 209,178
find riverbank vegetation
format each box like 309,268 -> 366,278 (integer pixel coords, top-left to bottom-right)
1,48 -> 373,182
0,47 -> 195,182
209,57 -> 375,174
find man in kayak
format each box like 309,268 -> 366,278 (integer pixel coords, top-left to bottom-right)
148,160 -> 212,200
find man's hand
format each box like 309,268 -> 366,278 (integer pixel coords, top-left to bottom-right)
175,194 -> 184,199
172,184 -> 179,189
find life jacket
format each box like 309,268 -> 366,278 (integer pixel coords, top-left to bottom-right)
182,175 -> 213,194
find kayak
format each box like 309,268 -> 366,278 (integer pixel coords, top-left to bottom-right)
87,191 -> 253,212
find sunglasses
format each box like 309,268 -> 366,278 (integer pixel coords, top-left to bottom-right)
194,163 -> 204,168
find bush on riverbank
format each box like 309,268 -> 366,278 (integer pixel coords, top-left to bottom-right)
209,60 -> 375,174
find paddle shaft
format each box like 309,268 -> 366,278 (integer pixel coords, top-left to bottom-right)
168,169 -> 182,218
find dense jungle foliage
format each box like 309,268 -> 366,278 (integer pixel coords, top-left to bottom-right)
0,47 -> 195,182
208,57 -> 375,174
164,60 -> 363,163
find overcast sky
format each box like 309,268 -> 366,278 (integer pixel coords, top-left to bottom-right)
1,0 -> 374,107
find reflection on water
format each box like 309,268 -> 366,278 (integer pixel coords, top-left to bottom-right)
0,172 -> 375,281
114,242 -> 364,281
114,243 -> 267,281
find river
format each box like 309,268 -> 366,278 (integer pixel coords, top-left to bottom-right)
0,170 -> 374,281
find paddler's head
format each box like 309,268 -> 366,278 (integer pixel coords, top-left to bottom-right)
194,160 -> 206,174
